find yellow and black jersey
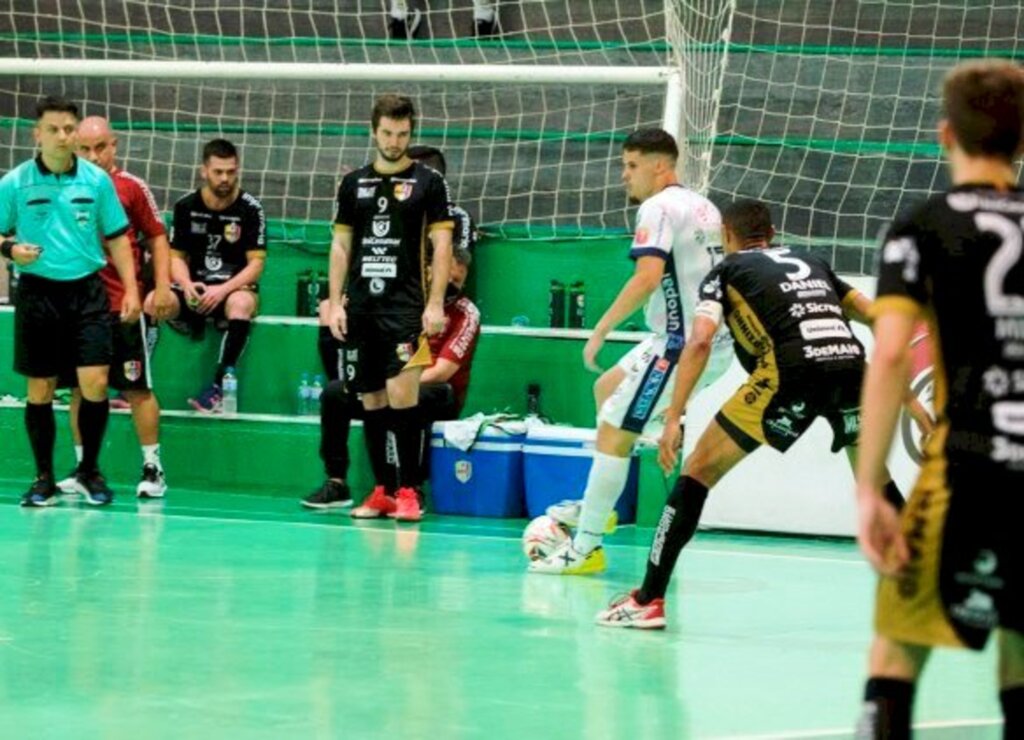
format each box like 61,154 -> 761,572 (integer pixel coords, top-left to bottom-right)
876,184 -> 1024,472
696,246 -> 865,375
334,161 -> 454,317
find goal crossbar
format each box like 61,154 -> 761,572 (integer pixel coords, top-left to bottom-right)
0,58 -> 674,86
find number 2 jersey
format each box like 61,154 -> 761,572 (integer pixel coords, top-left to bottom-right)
876,184 -> 1024,472
334,161 -> 454,318
696,247 -> 866,376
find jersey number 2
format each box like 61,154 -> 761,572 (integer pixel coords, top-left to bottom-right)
975,212 -> 1024,316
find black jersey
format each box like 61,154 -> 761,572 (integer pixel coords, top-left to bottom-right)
876,184 -> 1024,471
335,161 -> 454,317
697,247 -> 864,374
170,189 -> 267,285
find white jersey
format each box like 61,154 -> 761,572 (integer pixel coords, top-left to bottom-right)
629,185 -> 721,339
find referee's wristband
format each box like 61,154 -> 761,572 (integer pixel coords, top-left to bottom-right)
0,239 -> 14,260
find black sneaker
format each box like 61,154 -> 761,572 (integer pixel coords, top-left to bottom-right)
20,475 -> 59,507
388,8 -> 422,39
76,471 -> 115,506
301,480 -> 353,510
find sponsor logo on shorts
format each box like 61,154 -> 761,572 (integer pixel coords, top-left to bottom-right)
123,360 -> 142,382
843,409 -> 860,436
950,589 -> 998,629
396,342 -> 414,363
628,360 -> 670,422
955,550 -> 1005,590
765,414 -> 799,440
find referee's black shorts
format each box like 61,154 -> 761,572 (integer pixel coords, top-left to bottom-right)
14,272 -> 112,378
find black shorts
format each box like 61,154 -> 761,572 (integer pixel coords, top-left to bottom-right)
716,361 -> 864,453
14,273 -> 112,378
345,313 -> 431,394
58,313 -> 151,392
170,283 -> 259,336
876,458 -> 1023,650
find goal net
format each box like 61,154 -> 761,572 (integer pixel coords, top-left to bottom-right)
709,1 -> 1024,270
0,2 -> 731,244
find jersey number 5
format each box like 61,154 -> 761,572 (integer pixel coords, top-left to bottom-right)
764,248 -> 812,281
975,212 -> 1024,317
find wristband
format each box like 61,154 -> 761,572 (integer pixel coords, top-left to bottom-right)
0,239 -> 14,260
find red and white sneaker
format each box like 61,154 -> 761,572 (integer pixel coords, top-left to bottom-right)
595,590 -> 666,630
350,486 -> 396,519
389,487 -> 423,522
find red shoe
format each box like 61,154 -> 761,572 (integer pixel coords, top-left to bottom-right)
350,486 -> 396,519
595,589 -> 666,630
389,487 -> 423,522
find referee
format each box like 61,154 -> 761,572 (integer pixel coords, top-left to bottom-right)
0,96 -> 140,507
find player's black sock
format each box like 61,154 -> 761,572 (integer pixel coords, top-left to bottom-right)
883,480 -> 905,511
317,326 -> 343,382
78,398 -> 110,475
855,678 -> 914,740
637,475 -> 709,604
391,406 -> 423,490
1002,685 -> 1024,739
215,319 -> 251,385
362,407 -> 394,491
25,402 -> 56,478
319,381 -> 352,479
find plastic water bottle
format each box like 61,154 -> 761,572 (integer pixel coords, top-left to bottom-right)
297,373 -> 311,415
526,383 -> 541,416
221,367 -> 238,414
568,280 -> 586,328
548,280 -> 566,328
310,374 -> 324,416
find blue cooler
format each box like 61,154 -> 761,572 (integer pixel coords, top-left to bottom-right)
429,423 -> 527,517
523,425 -> 638,523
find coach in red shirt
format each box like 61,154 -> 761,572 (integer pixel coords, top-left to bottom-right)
57,115 -> 174,500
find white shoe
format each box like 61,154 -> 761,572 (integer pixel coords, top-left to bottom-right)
545,499 -> 618,534
56,470 -> 87,497
528,539 -> 607,575
137,463 -> 167,499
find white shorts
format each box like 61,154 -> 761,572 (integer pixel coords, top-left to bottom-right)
601,332 -> 734,437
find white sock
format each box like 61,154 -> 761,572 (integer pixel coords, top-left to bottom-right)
389,0 -> 408,19
573,451 -> 630,554
142,444 -> 162,470
473,1 -> 497,23
74,445 -> 83,465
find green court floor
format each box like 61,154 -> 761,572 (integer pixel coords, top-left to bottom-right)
0,488 -> 1004,739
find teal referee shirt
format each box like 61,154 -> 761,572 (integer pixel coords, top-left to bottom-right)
0,154 -> 130,281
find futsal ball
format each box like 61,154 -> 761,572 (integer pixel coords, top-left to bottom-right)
522,515 -> 570,561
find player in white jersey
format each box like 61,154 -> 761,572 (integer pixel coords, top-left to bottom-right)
530,128 -> 725,575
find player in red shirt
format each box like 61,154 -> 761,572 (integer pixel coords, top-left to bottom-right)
57,116 -> 175,499
302,247 -> 480,510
